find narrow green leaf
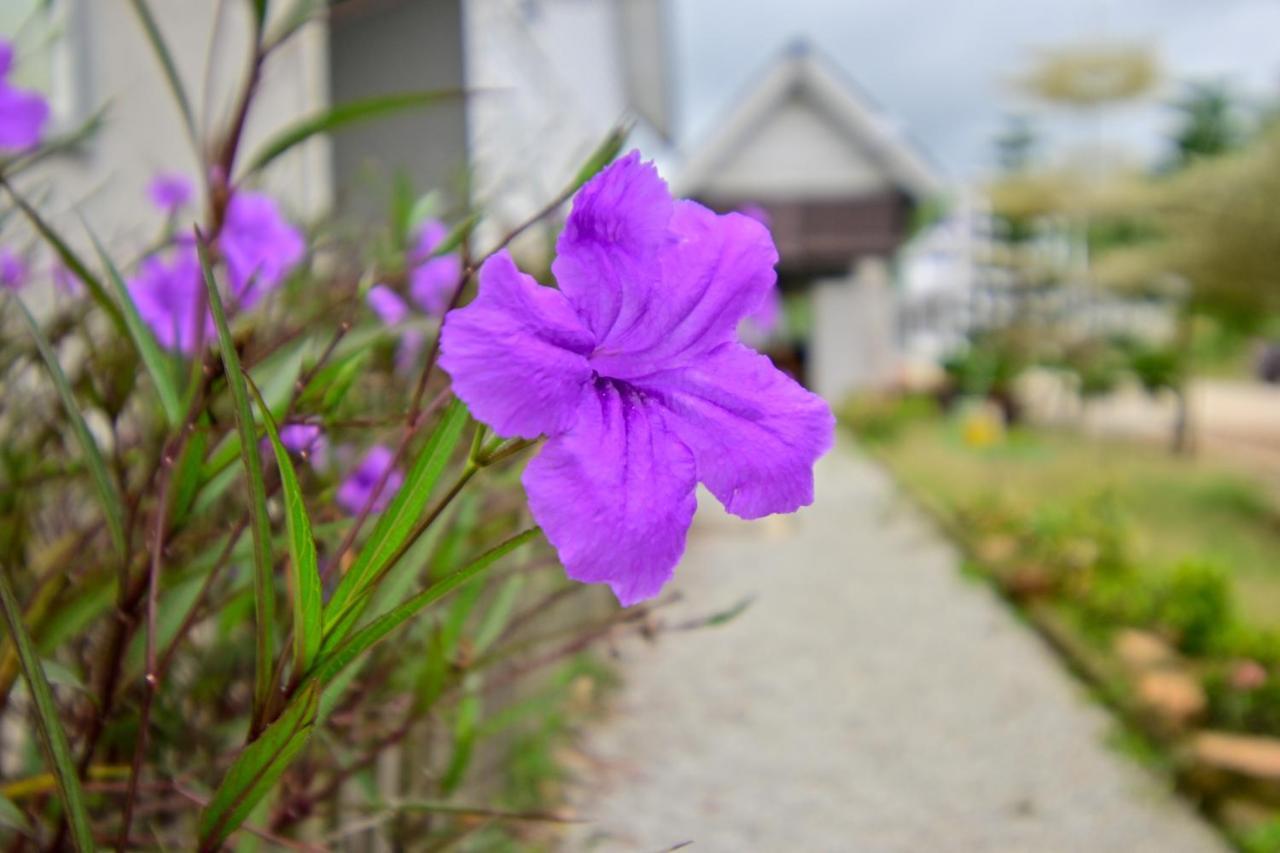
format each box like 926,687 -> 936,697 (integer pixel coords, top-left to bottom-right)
0,181 -> 127,334
169,427 -> 208,526
440,691 -> 480,795
309,528 -> 539,687
198,239 -> 276,719
0,571 -> 94,851
428,213 -> 480,258
472,575 -> 525,656
704,596 -> 755,628
14,299 -> 127,562
246,379 -> 322,676
197,683 -> 319,850
0,794 -> 30,836
86,224 -> 185,426
571,122 -> 632,192
243,90 -> 464,175
323,400 -> 469,633
265,0 -> 324,47
127,0 -> 197,143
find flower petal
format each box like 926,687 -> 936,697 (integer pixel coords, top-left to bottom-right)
589,201 -> 778,378
551,151 -> 673,342
523,382 -> 697,606
439,251 -> 595,439
640,342 -> 834,519
0,82 -> 49,151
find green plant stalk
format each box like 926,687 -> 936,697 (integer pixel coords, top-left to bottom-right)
0,568 -> 95,851
197,237 -> 277,728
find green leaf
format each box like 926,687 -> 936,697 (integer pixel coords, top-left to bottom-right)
571,122 -> 632,192
427,213 -> 480,258
472,575 -> 525,656
13,299 -> 127,563
323,400 -> 469,635
197,683 -> 319,850
246,379 -> 322,677
0,181 -> 127,334
309,528 -> 539,687
440,691 -> 480,795
169,426 -> 208,526
265,0 -> 324,47
86,224 -> 186,427
198,239 -> 277,720
243,90 -> 465,175
0,571 -> 94,852
127,0 -> 197,143
0,794 -> 30,836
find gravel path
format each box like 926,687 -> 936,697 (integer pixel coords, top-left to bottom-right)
561,440 -> 1225,852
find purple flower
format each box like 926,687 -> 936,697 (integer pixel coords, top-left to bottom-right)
408,220 -> 462,316
0,247 -> 29,291
277,423 -> 328,470
366,284 -> 408,325
51,261 -> 81,295
148,173 -> 193,214
440,152 -> 833,605
221,190 -> 305,309
126,246 -> 213,354
0,39 -> 49,152
395,327 -> 425,375
336,445 -> 404,515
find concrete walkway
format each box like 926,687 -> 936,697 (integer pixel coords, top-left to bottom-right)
562,440 -> 1225,852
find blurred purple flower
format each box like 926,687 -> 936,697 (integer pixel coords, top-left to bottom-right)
221,190 -> 305,308
51,261 -> 81,295
366,284 -> 408,325
0,247 -> 29,291
440,152 -> 833,605
276,423 -> 328,470
126,246 -> 212,354
0,39 -> 49,152
148,172 -> 194,214
408,220 -> 462,316
336,445 -> 404,515
395,327 -> 426,375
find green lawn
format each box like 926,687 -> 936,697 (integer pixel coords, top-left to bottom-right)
875,419 -> 1280,626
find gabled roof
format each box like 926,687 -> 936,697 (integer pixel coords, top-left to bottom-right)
677,40 -> 941,200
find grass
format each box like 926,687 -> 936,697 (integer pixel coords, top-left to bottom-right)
875,418 -> 1280,626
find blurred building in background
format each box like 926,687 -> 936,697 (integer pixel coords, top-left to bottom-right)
679,41 -> 940,401
4,0 -> 672,255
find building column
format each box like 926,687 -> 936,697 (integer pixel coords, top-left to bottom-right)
810,255 -> 897,403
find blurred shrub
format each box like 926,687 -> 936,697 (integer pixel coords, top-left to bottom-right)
1150,560 -> 1234,655
840,392 -> 937,445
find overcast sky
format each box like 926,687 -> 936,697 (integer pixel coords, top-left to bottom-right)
672,0 -> 1280,182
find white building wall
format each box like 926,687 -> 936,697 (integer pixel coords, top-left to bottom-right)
811,257 -> 897,402
11,0 -> 330,258
462,0 -> 634,258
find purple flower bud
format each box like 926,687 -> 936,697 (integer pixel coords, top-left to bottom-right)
408,219 -> 462,316
220,190 -> 305,309
148,173 -> 194,214
0,247 -> 29,291
366,284 -> 408,325
336,445 -> 404,515
0,39 -> 49,152
126,246 -> 212,354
